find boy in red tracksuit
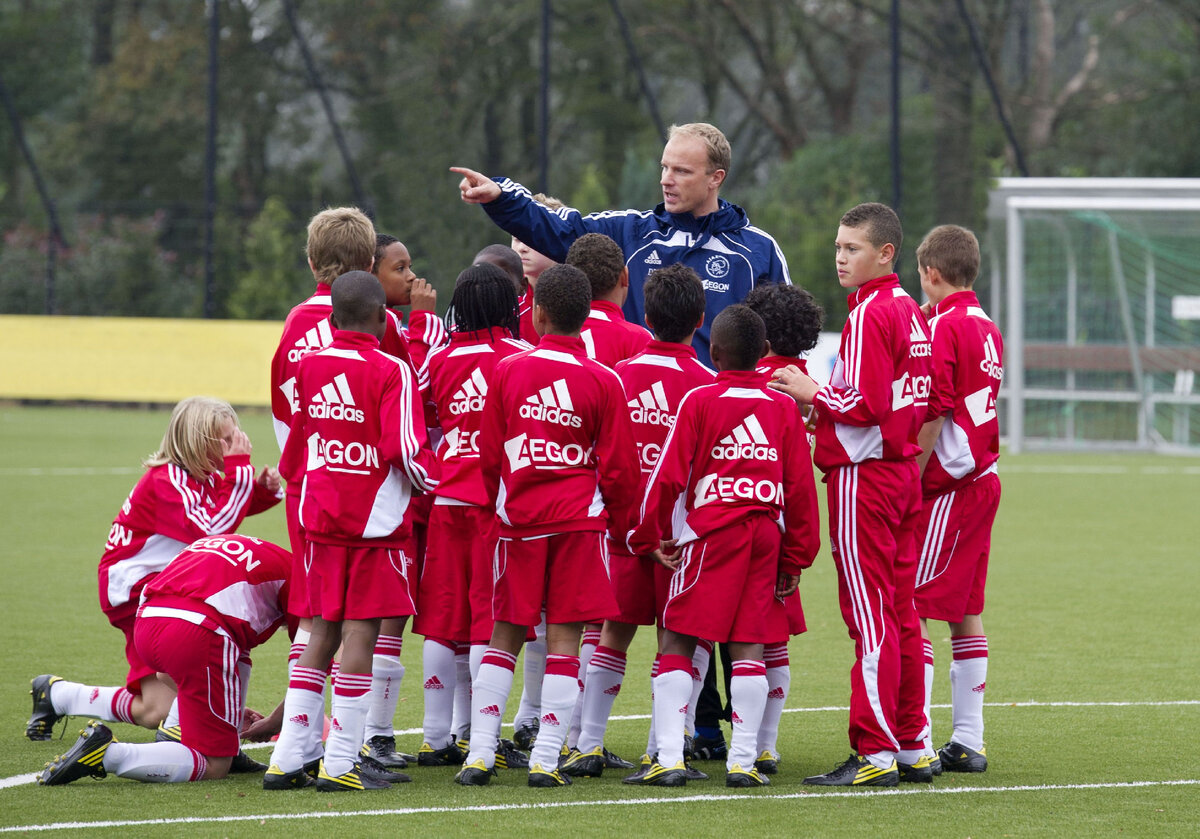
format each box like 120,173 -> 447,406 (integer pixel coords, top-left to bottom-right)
266,271 -> 439,792
744,281 -> 825,775
415,263 -> 530,766
563,263 -> 714,781
629,304 -> 821,789
568,232 -> 652,368
772,202 -> 932,787
913,225 -> 1003,774
455,264 -> 640,788
37,535 -> 291,787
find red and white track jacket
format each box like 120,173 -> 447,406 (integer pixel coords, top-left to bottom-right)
518,288 -> 540,346
279,330 -> 439,547
426,327 -> 531,506
99,455 -> 280,625
477,334 -> 640,540
811,274 -> 932,472
139,534 -> 291,655
628,369 -> 821,576
581,300 -> 652,369
921,290 -> 1003,498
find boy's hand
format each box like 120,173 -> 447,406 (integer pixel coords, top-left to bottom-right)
919,300 -> 934,320
769,365 -> 820,406
651,539 -> 682,570
241,701 -> 283,742
410,278 -> 437,312
775,572 -> 800,598
451,167 -> 501,204
256,465 -> 281,494
223,428 -> 252,458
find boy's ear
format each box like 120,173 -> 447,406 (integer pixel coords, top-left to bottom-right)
763,339 -> 773,359
329,312 -> 340,331
643,313 -> 655,332
619,266 -> 629,288
879,242 -> 896,266
694,314 -> 705,329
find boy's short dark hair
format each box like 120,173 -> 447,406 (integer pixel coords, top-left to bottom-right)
743,283 -> 825,358
710,304 -> 766,371
841,202 -> 903,256
331,270 -> 385,328
916,224 -> 980,288
565,233 -> 625,299
451,262 -> 520,335
534,264 -> 592,334
643,264 -> 706,343
374,233 -> 399,269
474,244 -> 524,293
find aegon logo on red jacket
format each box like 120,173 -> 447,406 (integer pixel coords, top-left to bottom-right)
503,433 -> 594,471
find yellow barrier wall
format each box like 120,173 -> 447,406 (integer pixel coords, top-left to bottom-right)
0,315 -> 282,407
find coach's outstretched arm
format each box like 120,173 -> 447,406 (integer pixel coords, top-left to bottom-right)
452,166 -> 502,204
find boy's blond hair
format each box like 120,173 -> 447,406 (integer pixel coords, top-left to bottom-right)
668,123 -> 731,175
306,207 -> 376,286
144,396 -> 239,479
531,193 -> 565,211
916,224 -> 980,288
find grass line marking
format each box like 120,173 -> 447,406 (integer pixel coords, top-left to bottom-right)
2,779 -> 1197,833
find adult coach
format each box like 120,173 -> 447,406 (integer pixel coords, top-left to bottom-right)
452,122 -> 791,367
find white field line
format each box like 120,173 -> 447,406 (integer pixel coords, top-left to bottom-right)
2,780 -> 1197,833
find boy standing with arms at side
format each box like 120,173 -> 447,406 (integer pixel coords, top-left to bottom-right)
912,225 -> 1003,774
629,305 -> 821,788
455,264 -> 640,788
772,203 -> 933,787
266,272 -> 438,791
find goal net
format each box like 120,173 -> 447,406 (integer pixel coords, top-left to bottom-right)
986,179 -> 1200,454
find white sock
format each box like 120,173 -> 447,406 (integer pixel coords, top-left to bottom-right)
950,635 -> 988,751
577,645 -> 626,754
162,698 -> 180,732
465,649 -> 517,769
530,655 -> 579,770
512,618 -> 546,729
645,657 -> 660,757
567,627 -> 600,748
923,639 -> 936,756
728,661 -> 767,771
422,638 -> 457,749
468,643 -> 486,682
103,740 -> 205,783
759,646 -> 790,758
652,657 -> 693,768
866,750 -> 896,769
451,644 -> 472,742
48,681 -> 135,724
684,641 -> 712,738
267,665 -> 327,773
363,635 -> 404,741
325,672 -> 371,777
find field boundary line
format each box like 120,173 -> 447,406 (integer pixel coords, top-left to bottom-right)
2,779 -> 1197,833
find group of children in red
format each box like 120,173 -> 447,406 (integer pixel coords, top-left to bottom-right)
29,199 -> 1002,793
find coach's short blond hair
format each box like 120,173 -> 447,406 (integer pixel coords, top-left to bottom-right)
306,207 -> 376,286
144,396 -> 239,479
916,224 -> 981,288
668,123 -> 731,175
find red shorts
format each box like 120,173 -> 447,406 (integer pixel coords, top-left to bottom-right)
914,472 -> 1000,623
661,514 -> 788,644
285,492 -> 311,620
493,530 -> 617,627
414,504 -> 498,643
134,610 -> 243,757
111,612 -> 154,694
306,541 -> 414,622
606,544 -> 672,626
781,590 -> 807,636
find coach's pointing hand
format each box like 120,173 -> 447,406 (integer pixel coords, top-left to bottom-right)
452,167 -> 501,204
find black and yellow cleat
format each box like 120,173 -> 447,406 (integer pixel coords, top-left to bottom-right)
753,749 -> 780,775
494,738 -> 529,769
360,754 -> 411,783
602,747 -> 635,770
622,758 -> 688,787
560,746 -> 605,778
725,763 -> 771,787
527,763 -> 572,787
512,720 -> 538,751
938,741 -> 987,773
263,763 -> 315,790
454,758 -> 496,786
622,753 -> 654,783
26,675 -> 64,741
803,753 -> 899,787
898,754 -> 935,783
37,720 -> 113,786
315,760 -> 392,791
362,735 -> 412,769
154,722 -> 183,743
417,741 -> 467,767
